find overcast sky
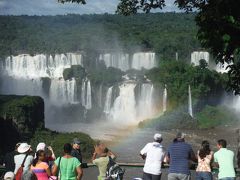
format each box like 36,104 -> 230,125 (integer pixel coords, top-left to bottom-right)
0,0 -> 180,16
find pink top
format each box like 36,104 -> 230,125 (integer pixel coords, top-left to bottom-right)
31,162 -> 49,180
196,150 -> 213,172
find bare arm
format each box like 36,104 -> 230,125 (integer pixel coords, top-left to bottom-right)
46,167 -> 51,177
108,150 -> 117,160
91,152 -> 97,163
76,166 -> 83,180
51,164 -> 58,176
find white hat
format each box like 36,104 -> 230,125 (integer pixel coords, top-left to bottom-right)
154,133 -> 162,141
4,171 -> 14,180
17,143 -> 31,153
36,142 -> 46,151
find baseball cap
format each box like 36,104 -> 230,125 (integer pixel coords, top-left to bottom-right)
154,133 -> 162,141
73,138 -> 81,144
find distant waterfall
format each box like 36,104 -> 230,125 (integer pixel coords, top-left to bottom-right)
49,78 -> 78,105
131,52 -> 156,70
188,85 -> 193,117
104,86 -> 113,114
137,83 -> 154,119
81,79 -> 92,110
163,85 -> 167,112
4,53 -> 83,78
191,51 -> 209,66
215,62 -> 231,73
110,83 -> 137,123
99,53 -> 130,71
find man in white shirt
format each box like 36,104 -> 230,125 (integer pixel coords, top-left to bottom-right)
140,133 -> 166,180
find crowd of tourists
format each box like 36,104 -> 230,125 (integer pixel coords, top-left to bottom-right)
1,132 -> 237,180
139,132 -> 236,180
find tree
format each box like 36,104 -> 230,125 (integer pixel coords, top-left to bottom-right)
60,0 -> 240,94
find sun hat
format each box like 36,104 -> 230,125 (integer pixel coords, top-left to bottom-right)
154,133 -> 162,141
36,142 -> 46,151
17,143 -> 31,153
176,132 -> 186,139
4,171 -> 14,180
72,138 -> 81,145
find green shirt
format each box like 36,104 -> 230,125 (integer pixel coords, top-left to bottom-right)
55,157 -> 81,180
93,156 -> 109,179
214,148 -> 236,179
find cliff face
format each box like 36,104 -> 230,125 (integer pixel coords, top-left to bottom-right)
0,95 -> 44,155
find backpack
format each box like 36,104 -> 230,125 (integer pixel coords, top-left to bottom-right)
106,157 -> 125,180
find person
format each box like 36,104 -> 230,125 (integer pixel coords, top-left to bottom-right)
140,133 -> 166,180
3,143 -> 20,172
196,140 -> 213,180
31,150 -> 51,180
35,142 -> 55,168
52,143 -> 83,180
14,143 -> 34,174
92,144 -> 114,180
3,171 -> 15,180
166,132 -> 197,180
71,138 -> 82,163
213,139 -> 236,180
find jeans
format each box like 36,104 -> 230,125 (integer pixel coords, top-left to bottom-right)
168,173 -> 191,180
196,172 -> 212,180
143,172 -> 162,180
219,178 -> 235,180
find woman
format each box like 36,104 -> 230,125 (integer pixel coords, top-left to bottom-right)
196,140 -> 213,180
31,150 -> 51,180
52,143 -> 83,180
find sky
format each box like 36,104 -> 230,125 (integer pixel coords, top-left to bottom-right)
0,0 -> 180,16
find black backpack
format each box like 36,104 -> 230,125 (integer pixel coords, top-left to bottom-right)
106,157 -> 125,180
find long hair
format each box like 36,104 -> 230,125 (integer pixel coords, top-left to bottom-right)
199,140 -> 211,159
32,150 -> 45,167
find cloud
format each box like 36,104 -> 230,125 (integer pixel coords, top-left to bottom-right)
0,0 -> 180,15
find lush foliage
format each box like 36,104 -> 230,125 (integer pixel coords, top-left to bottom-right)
30,130 -> 95,160
0,13 -> 199,61
63,65 -> 86,80
146,60 -> 227,108
196,105 -> 239,129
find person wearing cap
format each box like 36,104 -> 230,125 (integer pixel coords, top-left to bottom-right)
71,138 -> 82,163
14,143 -> 34,174
139,133 -> 166,180
166,132 -> 196,180
4,171 -> 15,180
3,143 -> 20,172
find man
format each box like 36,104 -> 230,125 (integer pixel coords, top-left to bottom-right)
3,143 -> 20,172
140,133 -> 166,180
166,132 -> 196,180
214,139 -> 236,180
71,138 -> 82,163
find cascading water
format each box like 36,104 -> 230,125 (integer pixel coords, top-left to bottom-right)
99,53 -> 130,71
163,85 -> 167,112
188,85 -> 193,117
131,52 -> 156,70
191,51 -> 209,66
81,78 -> 92,110
104,86 -> 113,114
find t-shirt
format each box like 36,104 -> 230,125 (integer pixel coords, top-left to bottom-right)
31,162 -> 49,180
214,148 -> 236,179
140,142 -> 165,175
14,154 -> 34,174
93,156 -> 109,179
167,141 -> 194,175
55,157 -> 81,180
4,151 -> 18,172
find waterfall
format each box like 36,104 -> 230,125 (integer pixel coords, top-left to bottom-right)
188,85 -> 193,117
104,86 -> 113,114
191,51 -> 209,66
215,62 -> 231,73
81,78 -> 92,110
110,83 -> 137,123
163,85 -> 167,112
137,83 -> 154,119
49,78 -> 78,105
99,53 -> 130,71
4,53 -> 83,78
131,52 -> 156,70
